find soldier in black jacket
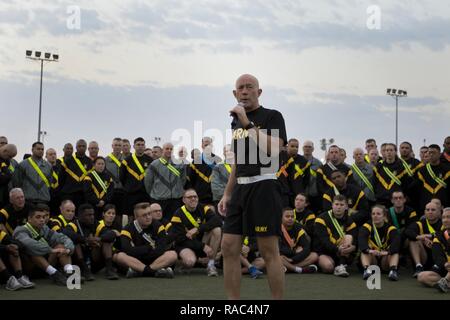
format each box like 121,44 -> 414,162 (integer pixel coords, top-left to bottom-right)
314,195 -> 357,277
279,208 -> 318,274
170,189 -> 222,276
113,202 -> 177,278
359,205 -> 401,281
120,137 -> 153,217
186,137 -> 221,205
417,207 -> 450,293
58,139 -> 93,208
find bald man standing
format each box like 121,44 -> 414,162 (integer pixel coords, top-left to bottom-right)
144,142 -> 186,220
219,74 -> 287,299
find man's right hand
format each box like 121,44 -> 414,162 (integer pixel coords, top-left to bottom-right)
218,194 -> 230,217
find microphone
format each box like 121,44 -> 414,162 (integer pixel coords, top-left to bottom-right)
230,102 -> 246,121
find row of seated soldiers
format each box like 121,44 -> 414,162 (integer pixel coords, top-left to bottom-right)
1,187 -> 449,293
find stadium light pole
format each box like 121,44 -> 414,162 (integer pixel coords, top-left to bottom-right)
320,138 -> 335,163
26,50 -> 59,142
386,88 -> 407,147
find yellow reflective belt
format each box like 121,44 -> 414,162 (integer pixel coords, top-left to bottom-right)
364,154 -> 370,163
8,164 -> 14,173
132,153 -> 145,174
24,222 -> 48,245
181,205 -> 200,228
108,154 -> 121,168
425,219 -> 436,235
224,163 -> 232,174
383,166 -> 401,186
310,168 -> 317,177
51,171 -> 59,189
73,154 -> 88,176
27,158 -> 50,187
91,171 -> 108,194
328,210 -> 345,239
372,224 -> 384,249
190,163 -> 211,183
243,236 -> 249,246
351,163 -> 374,193
400,158 -> 414,177
426,163 -> 447,188
159,158 -> 181,177
58,214 -> 69,227
293,163 -> 307,180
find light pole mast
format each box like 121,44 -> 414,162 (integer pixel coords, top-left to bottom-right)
386,88 -> 407,147
26,50 -> 59,142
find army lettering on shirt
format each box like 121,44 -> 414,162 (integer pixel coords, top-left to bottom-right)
232,106 -> 287,178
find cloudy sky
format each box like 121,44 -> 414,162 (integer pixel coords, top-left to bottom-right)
1,0 -> 449,161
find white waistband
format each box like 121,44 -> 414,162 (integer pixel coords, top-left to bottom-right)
237,173 -> 277,185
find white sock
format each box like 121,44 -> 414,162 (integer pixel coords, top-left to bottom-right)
64,264 -> 74,273
416,263 -> 423,268
207,259 -> 215,268
46,265 -> 57,275
294,266 -> 303,273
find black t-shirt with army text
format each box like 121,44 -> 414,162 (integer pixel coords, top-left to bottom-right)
231,106 -> 287,178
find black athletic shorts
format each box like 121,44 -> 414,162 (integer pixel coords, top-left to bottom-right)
223,179 -> 283,237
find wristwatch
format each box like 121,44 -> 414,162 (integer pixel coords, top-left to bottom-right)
244,121 -> 255,130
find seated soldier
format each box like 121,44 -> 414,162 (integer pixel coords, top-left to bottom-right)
73,204 -> 119,280
48,199 -> 77,233
293,193 -> 316,236
113,202 -> 177,278
322,170 -> 369,226
169,189 -> 222,277
314,194 -> 357,277
417,207 -> 450,293
13,204 -> 74,286
279,208 -> 318,274
0,188 -> 31,236
387,190 -> 418,242
149,203 -> 171,231
405,201 -> 443,277
49,200 -> 93,281
0,229 -> 35,290
359,205 -> 401,281
95,204 -> 121,240
240,236 -> 264,279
